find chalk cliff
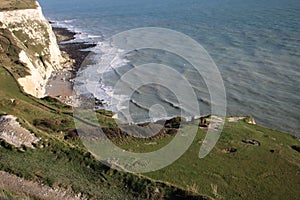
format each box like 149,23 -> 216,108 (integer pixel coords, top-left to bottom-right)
0,2 -> 64,98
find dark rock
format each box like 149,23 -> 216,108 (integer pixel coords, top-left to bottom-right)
291,145 -> 300,153
52,27 -> 76,42
52,27 -> 97,72
164,117 -> 184,129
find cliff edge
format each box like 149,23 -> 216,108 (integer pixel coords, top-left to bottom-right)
0,1 -> 64,98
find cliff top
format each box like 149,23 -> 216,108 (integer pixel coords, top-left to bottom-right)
0,0 -> 37,11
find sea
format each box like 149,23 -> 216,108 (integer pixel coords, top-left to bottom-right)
39,0 -> 300,137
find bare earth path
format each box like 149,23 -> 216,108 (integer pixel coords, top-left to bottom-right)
0,171 -> 83,200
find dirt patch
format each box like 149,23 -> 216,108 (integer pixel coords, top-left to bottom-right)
45,70 -> 75,105
0,171 -> 84,200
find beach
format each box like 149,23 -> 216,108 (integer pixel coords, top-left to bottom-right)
45,27 -> 96,105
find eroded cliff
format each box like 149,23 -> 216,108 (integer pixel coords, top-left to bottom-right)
0,1 -> 64,97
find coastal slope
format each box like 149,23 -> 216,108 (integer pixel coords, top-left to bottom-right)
0,1 -> 64,98
0,0 -> 299,199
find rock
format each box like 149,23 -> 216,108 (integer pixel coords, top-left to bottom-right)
244,116 -> 256,125
242,139 -> 261,146
221,148 -> 237,153
144,142 -> 157,145
227,116 -> 256,125
291,145 -> 300,153
228,117 -> 245,122
0,115 -> 40,148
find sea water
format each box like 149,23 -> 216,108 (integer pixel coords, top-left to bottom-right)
39,0 -> 300,136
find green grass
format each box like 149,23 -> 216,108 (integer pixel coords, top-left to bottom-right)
1,61 -> 300,199
0,65 -> 209,199
0,137 -> 208,199
0,66 -> 74,133
84,113 -> 300,199
0,27 -> 30,79
0,0 -> 37,11
1,8 -> 299,199
0,138 -> 133,199
114,131 -> 175,153
1,34 -> 300,199
0,189 -> 28,200
134,120 -> 300,199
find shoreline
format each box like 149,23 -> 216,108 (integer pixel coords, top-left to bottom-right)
45,27 -> 96,105
44,27 -> 299,138
52,27 -> 96,71
45,26 -> 223,126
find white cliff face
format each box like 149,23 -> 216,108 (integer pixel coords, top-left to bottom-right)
18,50 -> 54,97
0,2 -> 63,98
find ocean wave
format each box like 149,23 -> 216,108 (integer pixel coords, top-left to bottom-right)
158,95 -> 181,110
129,99 -> 150,112
50,19 -> 103,43
91,41 -> 130,72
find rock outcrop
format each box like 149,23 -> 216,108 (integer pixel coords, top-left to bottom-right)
0,115 -> 40,148
0,2 -> 64,98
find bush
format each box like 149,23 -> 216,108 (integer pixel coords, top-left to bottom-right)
64,129 -> 79,140
0,139 -> 14,150
164,117 -> 183,128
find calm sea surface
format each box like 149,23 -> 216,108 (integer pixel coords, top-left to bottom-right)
39,0 -> 300,136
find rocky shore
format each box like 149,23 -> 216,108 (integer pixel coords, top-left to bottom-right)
45,27 -> 96,105
52,27 -> 96,71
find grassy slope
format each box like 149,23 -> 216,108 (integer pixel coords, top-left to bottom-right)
0,189 -> 31,200
117,120 -> 300,199
0,0 -> 37,11
1,60 -> 300,199
0,65 -> 209,199
1,1 -> 298,198
0,6 -> 299,196
0,65 -> 128,199
1,48 -> 300,199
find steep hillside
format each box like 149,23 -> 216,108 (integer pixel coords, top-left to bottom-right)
0,1 -> 64,97
0,1 -> 299,199
0,63 -> 208,199
0,3 -> 210,199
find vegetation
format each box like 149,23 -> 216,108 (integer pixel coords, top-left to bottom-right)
0,65 -> 209,199
0,5 -> 299,197
1,61 -> 300,198
0,27 -> 31,79
107,119 -> 300,199
0,0 -> 37,11
142,120 -> 300,199
0,189 -> 25,200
